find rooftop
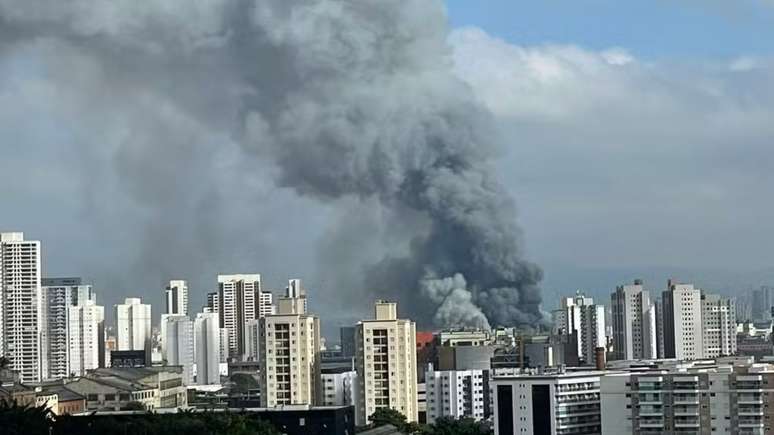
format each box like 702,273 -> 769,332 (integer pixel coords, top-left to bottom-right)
81,376 -> 153,392
492,370 -> 610,380
0,383 -> 34,394
74,405 -> 352,416
43,386 -> 85,402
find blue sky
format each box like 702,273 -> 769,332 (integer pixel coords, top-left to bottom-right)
445,0 -> 774,58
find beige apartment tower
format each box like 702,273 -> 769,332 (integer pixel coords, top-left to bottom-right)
258,284 -> 320,407
355,301 -> 418,426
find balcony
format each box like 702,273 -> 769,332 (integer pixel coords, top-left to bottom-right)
638,393 -> 662,404
737,394 -> 763,404
638,419 -> 664,429
738,419 -> 764,428
673,405 -> 699,416
673,394 -> 700,404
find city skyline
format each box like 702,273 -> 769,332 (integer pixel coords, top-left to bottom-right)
2,1 -> 773,433
3,1 -> 774,332
3,227 -> 763,337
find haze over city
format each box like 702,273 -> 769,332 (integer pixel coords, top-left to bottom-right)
3,0 -> 774,333
4,2 -> 774,435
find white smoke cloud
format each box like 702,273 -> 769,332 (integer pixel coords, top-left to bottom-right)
420,274 -> 490,330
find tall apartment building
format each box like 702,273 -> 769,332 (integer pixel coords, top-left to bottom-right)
219,328 -> 230,363
355,301 -> 418,426
68,299 -> 104,377
0,232 -> 42,383
115,298 -> 151,355
165,315 -> 194,385
552,292 -> 606,366
601,358 -> 771,434
340,326 -> 356,358
165,280 -> 188,315
654,300 -> 665,359
40,279 -> 81,380
244,319 -> 260,361
259,284 -> 320,407
206,292 -> 219,314
492,370 -> 603,435
215,274 -> 259,358
194,311 -> 221,385
752,286 -> 773,321
286,279 -> 307,314
426,364 -> 489,424
702,294 -> 737,358
41,278 -> 106,379
320,367 -> 358,408
258,290 -> 274,317
662,280 -> 704,360
161,280 -> 188,358
610,280 -> 657,361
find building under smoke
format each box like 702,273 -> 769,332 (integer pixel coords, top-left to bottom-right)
0,0 -> 546,328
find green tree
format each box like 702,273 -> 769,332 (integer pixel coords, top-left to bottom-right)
120,401 -> 146,411
426,417 -> 491,435
369,407 -> 408,430
0,401 -> 284,435
0,402 -> 51,435
230,373 -> 259,394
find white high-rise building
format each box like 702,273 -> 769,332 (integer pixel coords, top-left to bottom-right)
0,232 -> 42,383
216,274 -> 259,358
165,315 -> 194,385
552,292 -> 606,366
492,371 -> 602,435
259,284 -> 320,407
426,364 -> 488,423
41,278 -> 105,379
165,280 -> 188,315
701,294 -> 737,358
115,298 -> 151,354
355,301 -> 418,426
194,311 -> 220,385
600,359 -> 767,435
662,280 -> 704,360
69,300 -> 104,376
258,290 -> 275,318
610,280 -> 657,361
752,286 -> 773,321
161,280 -> 189,358
40,279 -> 82,380
218,328 -> 230,364
321,368 -> 358,408
244,319 -> 260,361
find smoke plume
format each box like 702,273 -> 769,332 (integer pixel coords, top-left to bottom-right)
0,0 -> 545,328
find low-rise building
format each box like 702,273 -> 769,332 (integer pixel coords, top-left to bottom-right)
64,376 -> 157,411
64,367 -> 186,411
90,367 -> 187,409
46,386 -> 86,415
0,368 -> 36,406
492,370 -> 604,435
35,390 -> 58,411
0,383 -> 36,407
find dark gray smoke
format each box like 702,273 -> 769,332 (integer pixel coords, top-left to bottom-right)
0,0 -> 545,328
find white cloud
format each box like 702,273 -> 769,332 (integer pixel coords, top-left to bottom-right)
729,56 -> 759,71
448,27 -> 774,273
